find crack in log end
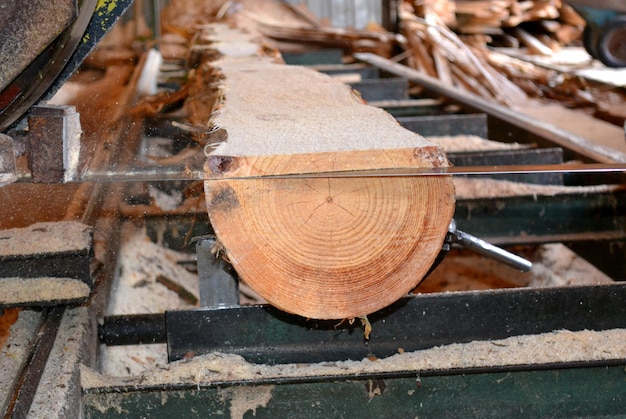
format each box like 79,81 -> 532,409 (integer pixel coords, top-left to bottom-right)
209,184 -> 240,212
208,155 -> 236,174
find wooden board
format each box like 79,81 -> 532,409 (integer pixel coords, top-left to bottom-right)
202,25 -> 455,320
0,221 -> 92,307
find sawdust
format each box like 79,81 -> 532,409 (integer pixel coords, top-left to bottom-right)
453,177 -> 621,200
101,223 -> 199,376
418,243 -> 614,293
219,385 -> 275,419
428,135 -> 526,152
82,328 -> 626,388
529,244 -> 616,287
101,345 -> 169,378
106,223 -> 199,315
0,278 -> 91,305
28,307 -> 91,419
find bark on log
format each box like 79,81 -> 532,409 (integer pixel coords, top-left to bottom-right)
202,25 -> 455,320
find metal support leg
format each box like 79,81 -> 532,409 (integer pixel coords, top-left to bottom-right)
196,239 -> 239,308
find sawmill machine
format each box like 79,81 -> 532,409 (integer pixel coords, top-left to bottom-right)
0,0 -> 135,134
1,1 -> 626,418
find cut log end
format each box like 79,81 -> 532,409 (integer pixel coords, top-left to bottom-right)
205,150 -> 455,319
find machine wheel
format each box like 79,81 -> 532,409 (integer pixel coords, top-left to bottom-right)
582,25 -> 599,59
597,15 -> 626,68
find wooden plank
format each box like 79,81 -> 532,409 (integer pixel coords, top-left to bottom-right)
202,25 -> 455,320
0,221 -> 93,307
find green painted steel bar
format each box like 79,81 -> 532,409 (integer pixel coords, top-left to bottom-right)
83,364 -> 626,418
455,189 -> 626,245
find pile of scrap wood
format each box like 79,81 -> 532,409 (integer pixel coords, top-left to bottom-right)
399,1 -> 626,124
451,0 -> 585,49
400,3 -> 530,105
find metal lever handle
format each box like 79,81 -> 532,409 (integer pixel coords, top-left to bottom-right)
448,220 -> 532,272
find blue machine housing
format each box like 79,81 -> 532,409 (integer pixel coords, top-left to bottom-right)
565,0 -> 626,67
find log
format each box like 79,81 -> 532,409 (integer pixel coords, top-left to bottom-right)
202,25 -> 455,320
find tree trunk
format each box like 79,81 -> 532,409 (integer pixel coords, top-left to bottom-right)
202,25 -> 455,319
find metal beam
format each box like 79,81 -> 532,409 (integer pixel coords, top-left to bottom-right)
166,283 -> 626,364
82,365 -> 626,418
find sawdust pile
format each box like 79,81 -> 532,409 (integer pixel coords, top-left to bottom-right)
106,224 -> 198,315
101,223 -> 199,376
453,178 -> 622,200
83,328 -> 626,387
419,243 -> 614,293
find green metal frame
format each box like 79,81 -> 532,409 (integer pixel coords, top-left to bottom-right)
83,364 -> 626,418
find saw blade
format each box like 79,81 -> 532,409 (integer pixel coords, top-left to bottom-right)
0,0 -> 99,131
77,162 -> 626,183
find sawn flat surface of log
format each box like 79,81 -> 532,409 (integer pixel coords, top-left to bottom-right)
203,25 -> 455,320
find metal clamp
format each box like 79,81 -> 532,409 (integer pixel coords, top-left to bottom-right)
447,219 -> 532,272
426,219 -> 532,278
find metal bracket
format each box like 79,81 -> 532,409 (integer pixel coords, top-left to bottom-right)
427,219 -> 532,277
27,105 -> 81,183
447,219 -> 532,271
195,237 -> 239,308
